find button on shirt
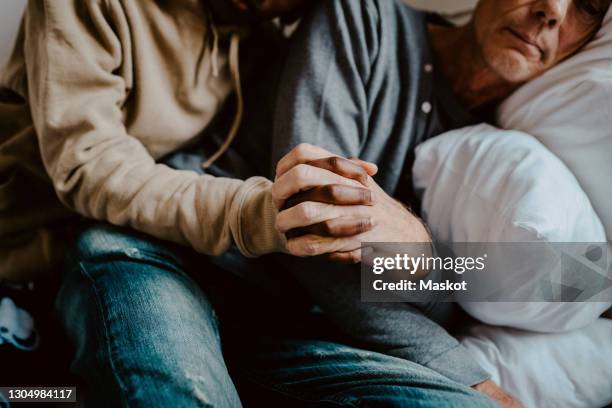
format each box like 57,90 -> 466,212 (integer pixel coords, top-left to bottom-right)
393,14 -> 480,209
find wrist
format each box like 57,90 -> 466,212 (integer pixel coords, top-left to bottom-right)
236,177 -> 288,257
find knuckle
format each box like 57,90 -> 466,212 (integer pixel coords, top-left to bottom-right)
322,220 -> 336,235
294,163 -> 311,182
295,143 -> 312,157
297,202 -> 316,221
357,169 -> 368,184
286,239 -> 301,256
326,156 -> 341,169
358,217 -> 372,233
322,184 -> 341,201
359,188 -> 372,203
354,161 -> 366,175
303,240 -> 320,256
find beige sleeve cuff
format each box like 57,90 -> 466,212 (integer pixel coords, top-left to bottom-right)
231,176 -> 288,258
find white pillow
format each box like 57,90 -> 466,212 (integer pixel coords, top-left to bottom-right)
460,319 -> 612,408
497,6 -> 612,241
412,124 -> 611,331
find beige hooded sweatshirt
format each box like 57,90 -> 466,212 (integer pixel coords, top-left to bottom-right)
0,0 -> 287,282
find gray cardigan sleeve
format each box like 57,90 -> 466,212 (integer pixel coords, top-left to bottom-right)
269,0 -> 489,386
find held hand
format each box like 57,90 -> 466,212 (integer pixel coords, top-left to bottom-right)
272,149 -> 431,263
272,143 -> 377,209
272,144 -> 379,262
279,173 -> 430,263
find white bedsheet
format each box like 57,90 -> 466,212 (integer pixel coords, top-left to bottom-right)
460,319 -> 612,408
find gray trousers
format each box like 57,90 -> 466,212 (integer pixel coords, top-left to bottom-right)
165,0 -> 488,386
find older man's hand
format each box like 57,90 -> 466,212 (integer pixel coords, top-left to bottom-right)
272,144 -> 431,263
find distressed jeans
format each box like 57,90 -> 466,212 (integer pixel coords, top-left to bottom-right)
55,222 -> 497,407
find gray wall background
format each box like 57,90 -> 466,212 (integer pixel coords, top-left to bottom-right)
0,0 -> 26,68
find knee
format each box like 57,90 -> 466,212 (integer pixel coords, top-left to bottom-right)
65,223 -> 183,277
70,223 -> 147,262
56,225 -> 216,341
57,224 -> 195,324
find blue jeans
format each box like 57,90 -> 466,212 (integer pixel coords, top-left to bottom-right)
55,223 -> 496,407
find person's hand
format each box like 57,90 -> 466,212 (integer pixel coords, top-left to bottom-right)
472,380 -> 523,408
272,144 -> 431,263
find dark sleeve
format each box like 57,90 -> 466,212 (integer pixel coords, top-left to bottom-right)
278,253 -> 490,386
269,0 -> 489,386
270,0 -> 381,173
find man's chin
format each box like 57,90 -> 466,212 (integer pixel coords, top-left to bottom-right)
489,50 -> 537,83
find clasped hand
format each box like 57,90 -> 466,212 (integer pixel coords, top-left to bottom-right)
272,143 -> 431,263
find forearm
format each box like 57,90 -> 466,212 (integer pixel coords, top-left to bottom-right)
24,0 -> 286,259
47,140 -> 284,256
277,254 -> 490,386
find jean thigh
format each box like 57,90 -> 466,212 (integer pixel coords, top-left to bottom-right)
228,334 -> 496,408
55,222 -> 241,408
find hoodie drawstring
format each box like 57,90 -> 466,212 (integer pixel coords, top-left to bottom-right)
209,20 -> 220,78
202,29 -> 244,170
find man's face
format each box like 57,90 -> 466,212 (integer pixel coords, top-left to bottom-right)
231,0 -> 307,18
473,0 -> 611,82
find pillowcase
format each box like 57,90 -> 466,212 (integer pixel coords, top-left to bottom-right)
497,6 -> 612,241
412,124 -> 611,332
460,319 -> 612,408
